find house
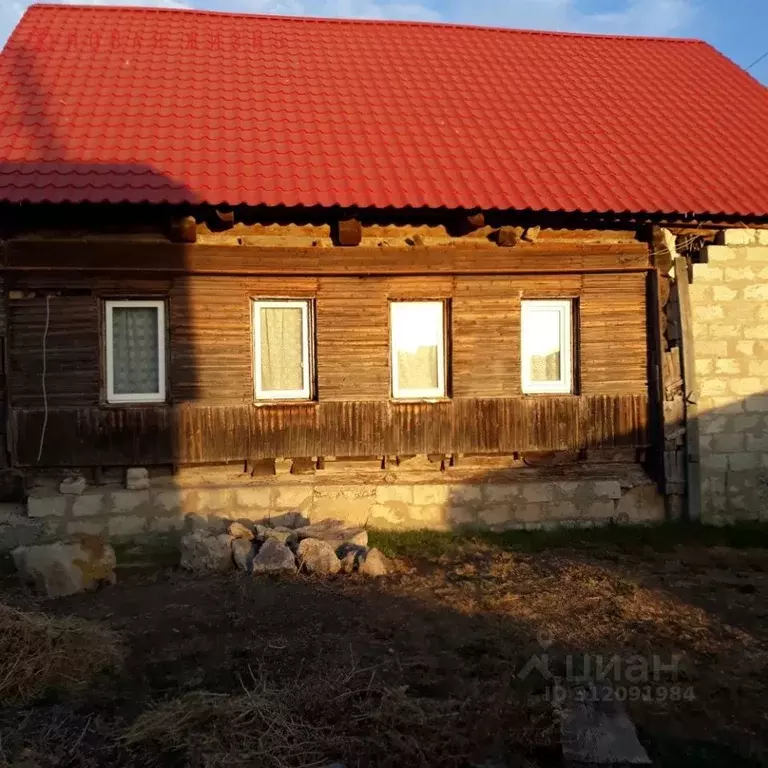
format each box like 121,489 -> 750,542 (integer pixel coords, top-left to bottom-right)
0,3 -> 766,548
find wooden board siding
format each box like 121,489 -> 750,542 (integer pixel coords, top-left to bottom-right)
6,242 -> 651,466
13,395 -> 649,466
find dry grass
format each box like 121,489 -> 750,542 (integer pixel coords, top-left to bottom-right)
121,661 -> 555,768
0,602 -> 123,705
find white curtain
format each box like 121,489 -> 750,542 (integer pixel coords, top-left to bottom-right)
392,303 -> 441,391
112,307 -> 160,394
528,308 -> 562,382
260,307 -> 303,392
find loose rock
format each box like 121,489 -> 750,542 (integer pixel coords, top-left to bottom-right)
12,536 -> 116,598
252,538 -> 296,574
232,538 -> 254,571
254,524 -> 292,545
297,537 -> 341,575
125,467 -> 150,491
180,531 -> 234,573
291,519 -> 368,549
228,521 -> 254,541
358,547 -> 390,578
336,542 -> 367,574
59,474 -> 86,496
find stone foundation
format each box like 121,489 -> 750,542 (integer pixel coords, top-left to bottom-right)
0,464 -> 665,553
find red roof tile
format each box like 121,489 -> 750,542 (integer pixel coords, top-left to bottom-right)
1,3 -> 767,217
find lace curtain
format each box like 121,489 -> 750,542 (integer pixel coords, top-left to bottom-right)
260,306 -> 304,392
112,307 -> 160,395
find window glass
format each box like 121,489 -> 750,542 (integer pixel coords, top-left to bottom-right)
107,301 -> 165,403
254,300 -> 311,400
521,300 -> 572,394
391,302 -> 445,398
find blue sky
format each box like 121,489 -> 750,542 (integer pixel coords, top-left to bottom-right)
1,0 -> 766,84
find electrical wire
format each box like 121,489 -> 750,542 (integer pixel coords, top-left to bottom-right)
36,294 -> 51,463
746,50 -> 768,71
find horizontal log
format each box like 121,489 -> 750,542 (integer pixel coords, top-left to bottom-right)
13,394 -> 650,467
3,240 -> 651,275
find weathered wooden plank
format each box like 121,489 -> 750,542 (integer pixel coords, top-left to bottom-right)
674,255 -> 701,522
4,240 -> 651,275
12,395 -> 649,467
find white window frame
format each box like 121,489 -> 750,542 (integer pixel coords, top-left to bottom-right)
105,300 -> 166,404
390,301 -> 446,400
253,299 -> 312,401
521,299 -> 573,395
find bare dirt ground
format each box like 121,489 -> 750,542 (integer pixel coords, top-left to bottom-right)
1,527 -> 767,767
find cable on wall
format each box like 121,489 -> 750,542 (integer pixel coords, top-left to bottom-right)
36,294 -> 51,463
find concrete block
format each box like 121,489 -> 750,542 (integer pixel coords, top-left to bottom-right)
542,501 -> 580,520
447,506 -> 478,526
584,501 -> 616,520
108,515 -> 147,537
711,434 -> 745,453
483,484 -> 521,503
111,489 -> 151,515
412,484 -> 451,506
744,325 -> 768,340
695,340 -> 728,357
65,520 -> 106,537
59,475 -> 87,495
520,483 -> 557,503
312,495 -> 371,526
72,493 -> 107,517
376,485 -> 413,504
592,480 -> 622,500
150,516 -> 185,533
233,486 -> 273,509
719,229 -> 756,246
756,231 -> 768,247
196,488 -> 233,513
712,285 -> 738,301
744,284 -> 768,300
27,493 -> 68,518
450,485 -> 483,505
715,358 -> 742,375
273,485 -> 312,510
728,453 -> 760,471
478,504 -> 516,526
724,266 -> 756,281
744,395 -> 768,413
126,467 -> 150,490
702,244 -> 736,262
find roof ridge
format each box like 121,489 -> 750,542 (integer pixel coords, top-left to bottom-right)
25,2 -> 705,45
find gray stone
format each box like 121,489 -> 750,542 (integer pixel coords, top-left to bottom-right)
358,547 -> 390,578
254,524 -> 292,545
297,538 -> 341,575
290,519 -> 368,549
228,521 -> 254,540
560,686 -> 651,765
252,538 -> 296,574
59,474 -> 87,495
12,538 -> 116,598
180,531 -> 234,573
126,467 -> 150,490
232,538 -> 255,572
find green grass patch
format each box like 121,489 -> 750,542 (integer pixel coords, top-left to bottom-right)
369,521 -> 768,559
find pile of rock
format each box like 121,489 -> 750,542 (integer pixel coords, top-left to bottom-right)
181,519 -> 391,578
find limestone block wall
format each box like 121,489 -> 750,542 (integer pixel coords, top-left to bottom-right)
690,228 -> 768,522
0,466 -> 664,552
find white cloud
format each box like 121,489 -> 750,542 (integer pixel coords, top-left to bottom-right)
0,0 -> 698,56
444,0 -> 696,36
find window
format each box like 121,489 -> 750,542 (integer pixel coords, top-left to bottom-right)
253,300 -> 312,400
105,300 -> 166,403
390,301 -> 446,399
521,300 -> 573,394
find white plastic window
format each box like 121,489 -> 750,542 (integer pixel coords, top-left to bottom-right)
521,300 -> 573,394
106,300 -> 166,403
390,301 -> 446,399
253,300 -> 312,400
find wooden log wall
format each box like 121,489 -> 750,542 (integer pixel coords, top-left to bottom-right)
5,238 -> 652,467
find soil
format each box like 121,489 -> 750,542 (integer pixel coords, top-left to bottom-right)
1,537 -> 767,767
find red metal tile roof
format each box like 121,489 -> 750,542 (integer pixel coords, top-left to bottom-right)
1,3 -> 767,217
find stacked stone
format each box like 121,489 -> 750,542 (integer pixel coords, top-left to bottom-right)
180,519 -> 391,578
